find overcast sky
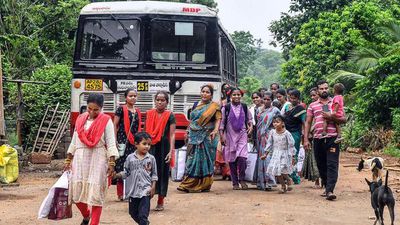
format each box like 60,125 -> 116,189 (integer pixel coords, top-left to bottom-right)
215,0 -> 291,51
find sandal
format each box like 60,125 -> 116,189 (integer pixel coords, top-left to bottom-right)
154,205 -> 164,211
326,192 -> 337,201
240,181 -> 248,190
286,185 -> 293,192
233,185 -> 241,190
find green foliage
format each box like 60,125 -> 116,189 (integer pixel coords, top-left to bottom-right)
269,0 -> 353,59
281,0 -> 399,91
6,132 -> 18,148
281,0 -> 398,93
0,0 -> 87,80
392,108 -> 400,144
239,76 -> 261,104
21,65 -> 72,143
231,31 -> 262,78
354,55 -> 400,127
342,117 -> 368,149
29,0 -> 89,64
246,49 -> 284,88
383,144 -> 400,158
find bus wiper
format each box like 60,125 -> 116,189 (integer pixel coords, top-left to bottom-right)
110,14 -> 136,46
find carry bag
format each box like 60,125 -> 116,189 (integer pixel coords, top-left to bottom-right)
244,143 -> 258,183
47,187 -> 72,220
171,146 -> 187,182
38,171 -> 72,220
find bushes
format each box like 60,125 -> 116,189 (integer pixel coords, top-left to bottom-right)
353,56 -> 400,127
392,108 -> 400,145
342,117 -> 368,149
21,64 -> 72,145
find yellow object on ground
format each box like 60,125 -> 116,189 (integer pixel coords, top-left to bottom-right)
0,144 -> 19,184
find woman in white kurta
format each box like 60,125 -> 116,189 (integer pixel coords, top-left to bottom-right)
64,93 -> 118,225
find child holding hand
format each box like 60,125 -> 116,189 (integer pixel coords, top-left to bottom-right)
114,132 -> 157,225
263,115 -> 296,193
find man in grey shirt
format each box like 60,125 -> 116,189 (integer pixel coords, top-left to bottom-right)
116,132 -> 157,225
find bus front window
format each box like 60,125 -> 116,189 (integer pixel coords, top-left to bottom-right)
151,20 -> 206,63
80,18 -> 140,61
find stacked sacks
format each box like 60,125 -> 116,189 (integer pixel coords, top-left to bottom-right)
0,145 -> 19,184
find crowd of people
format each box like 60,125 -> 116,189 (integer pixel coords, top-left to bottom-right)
62,80 -> 345,225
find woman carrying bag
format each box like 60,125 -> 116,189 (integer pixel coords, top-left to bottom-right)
64,93 -> 118,225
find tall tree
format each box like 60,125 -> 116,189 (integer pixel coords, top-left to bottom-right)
269,0 -> 353,59
239,76 -> 261,104
246,49 -> 284,88
231,31 -> 262,78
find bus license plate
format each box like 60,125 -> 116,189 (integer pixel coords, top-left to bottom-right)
85,79 -> 103,91
137,81 -> 149,92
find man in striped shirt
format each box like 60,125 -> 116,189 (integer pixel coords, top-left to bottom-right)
304,80 -> 346,201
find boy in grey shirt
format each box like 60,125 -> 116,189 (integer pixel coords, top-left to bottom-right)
115,132 -> 157,225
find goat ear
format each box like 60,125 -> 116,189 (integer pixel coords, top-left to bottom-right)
365,178 -> 371,185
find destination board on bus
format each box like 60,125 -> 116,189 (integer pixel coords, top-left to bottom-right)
116,80 -> 169,92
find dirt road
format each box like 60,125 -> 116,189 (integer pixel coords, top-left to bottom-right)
1,152 -> 399,225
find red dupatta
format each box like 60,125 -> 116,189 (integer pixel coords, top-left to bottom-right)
145,109 -> 171,145
76,112 -> 110,148
122,105 -> 142,145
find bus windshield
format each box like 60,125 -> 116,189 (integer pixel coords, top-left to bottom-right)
80,18 -> 140,61
151,20 -> 206,63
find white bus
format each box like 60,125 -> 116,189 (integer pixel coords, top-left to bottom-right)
70,1 -> 237,147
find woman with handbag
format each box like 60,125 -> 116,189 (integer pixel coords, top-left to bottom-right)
145,91 -> 175,211
64,93 -> 118,225
113,88 -> 142,201
177,84 -> 221,193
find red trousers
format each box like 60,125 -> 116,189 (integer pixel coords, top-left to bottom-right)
117,179 -> 124,198
76,202 -> 102,225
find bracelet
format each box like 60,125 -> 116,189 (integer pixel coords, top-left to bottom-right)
108,161 -> 116,167
64,158 -> 71,164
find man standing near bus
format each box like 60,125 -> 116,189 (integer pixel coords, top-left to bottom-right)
303,80 -> 345,201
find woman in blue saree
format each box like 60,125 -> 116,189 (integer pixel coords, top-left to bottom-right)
256,92 -> 281,190
178,84 -> 221,193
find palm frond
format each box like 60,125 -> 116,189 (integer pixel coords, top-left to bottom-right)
328,70 -> 365,90
379,22 -> 400,43
349,47 -> 382,73
385,42 -> 400,56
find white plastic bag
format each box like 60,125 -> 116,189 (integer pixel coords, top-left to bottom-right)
171,147 -> 187,182
245,143 -> 258,182
38,171 -> 70,219
296,145 -> 305,173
